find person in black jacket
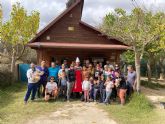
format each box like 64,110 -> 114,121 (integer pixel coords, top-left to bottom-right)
99,74 -> 106,103
114,71 -> 127,105
67,64 -> 76,102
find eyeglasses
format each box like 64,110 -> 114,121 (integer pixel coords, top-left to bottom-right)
50,79 -> 54,81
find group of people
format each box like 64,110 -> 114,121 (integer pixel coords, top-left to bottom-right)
24,57 -> 136,105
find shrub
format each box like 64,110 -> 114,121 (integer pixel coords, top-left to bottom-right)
0,71 -> 12,87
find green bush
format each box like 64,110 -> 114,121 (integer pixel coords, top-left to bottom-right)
0,71 -> 12,87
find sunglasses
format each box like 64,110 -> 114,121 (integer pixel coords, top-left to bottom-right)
50,79 -> 54,80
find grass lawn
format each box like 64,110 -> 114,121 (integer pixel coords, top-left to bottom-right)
100,93 -> 165,124
0,83 -> 65,124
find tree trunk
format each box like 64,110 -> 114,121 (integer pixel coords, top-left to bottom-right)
10,48 -> 16,83
147,58 -> 152,82
135,52 -> 141,93
159,57 -> 165,80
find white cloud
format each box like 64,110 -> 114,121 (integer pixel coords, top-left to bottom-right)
2,0 -> 165,30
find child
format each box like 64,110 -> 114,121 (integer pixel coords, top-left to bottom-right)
82,66 -> 90,81
60,70 -> 67,99
45,76 -> 58,101
82,77 -> 91,102
89,77 -> 94,101
104,76 -> 114,105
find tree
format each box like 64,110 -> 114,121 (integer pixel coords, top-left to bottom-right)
101,8 -> 165,92
0,4 -> 2,24
0,3 -> 40,81
0,4 -> 2,42
143,12 -> 165,82
66,0 -> 77,8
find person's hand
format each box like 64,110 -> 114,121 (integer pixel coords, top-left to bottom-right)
40,71 -> 44,75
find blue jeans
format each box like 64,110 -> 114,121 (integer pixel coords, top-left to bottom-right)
90,86 -> 94,100
24,83 -> 38,102
94,89 -> 99,101
67,81 -> 74,100
104,90 -> 112,103
37,81 -> 47,98
100,89 -> 106,103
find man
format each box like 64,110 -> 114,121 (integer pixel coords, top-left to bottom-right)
94,64 -> 102,80
55,60 -> 61,70
36,60 -> 49,98
48,62 -> 60,83
85,59 -> 90,68
127,65 -> 136,96
63,59 -> 68,69
24,63 -> 40,104
67,64 -> 76,102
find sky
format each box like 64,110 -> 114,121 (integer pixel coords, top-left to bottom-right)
1,0 -> 165,31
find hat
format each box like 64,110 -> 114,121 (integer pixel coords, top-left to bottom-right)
76,57 -> 80,63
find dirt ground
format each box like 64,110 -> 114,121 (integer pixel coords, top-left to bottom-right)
26,102 -> 117,124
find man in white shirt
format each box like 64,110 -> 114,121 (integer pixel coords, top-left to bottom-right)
24,63 -> 39,104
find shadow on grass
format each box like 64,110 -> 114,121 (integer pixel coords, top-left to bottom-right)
0,82 -> 26,108
141,80 -> 165,90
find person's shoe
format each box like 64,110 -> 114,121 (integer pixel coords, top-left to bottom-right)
104,102 -> 108,105
24,101 -> 27,105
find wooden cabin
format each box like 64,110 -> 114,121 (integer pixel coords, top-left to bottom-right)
28,0 -> 129,66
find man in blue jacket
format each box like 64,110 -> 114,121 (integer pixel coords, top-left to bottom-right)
48,62 -> 60,83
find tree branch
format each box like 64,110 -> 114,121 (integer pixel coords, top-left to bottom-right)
0,52 -> 10,58
16,45 -> 25,60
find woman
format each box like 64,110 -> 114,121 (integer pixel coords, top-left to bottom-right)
72,57 -> 82,93
103,65 -> 109,80
115,71 -> 127,105
88,64 -> 94,77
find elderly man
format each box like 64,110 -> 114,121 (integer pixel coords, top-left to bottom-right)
24,63 -> 40,104
127,65 -> 136,95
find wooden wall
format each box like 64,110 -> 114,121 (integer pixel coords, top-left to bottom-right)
36,48 -> 123,66
35,1 -> 123,45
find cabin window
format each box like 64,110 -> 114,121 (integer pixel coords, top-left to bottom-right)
68,26 -> 74,31
46,36 -> 50,40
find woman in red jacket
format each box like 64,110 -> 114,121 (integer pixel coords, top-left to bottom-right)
72,57 -> 83,93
